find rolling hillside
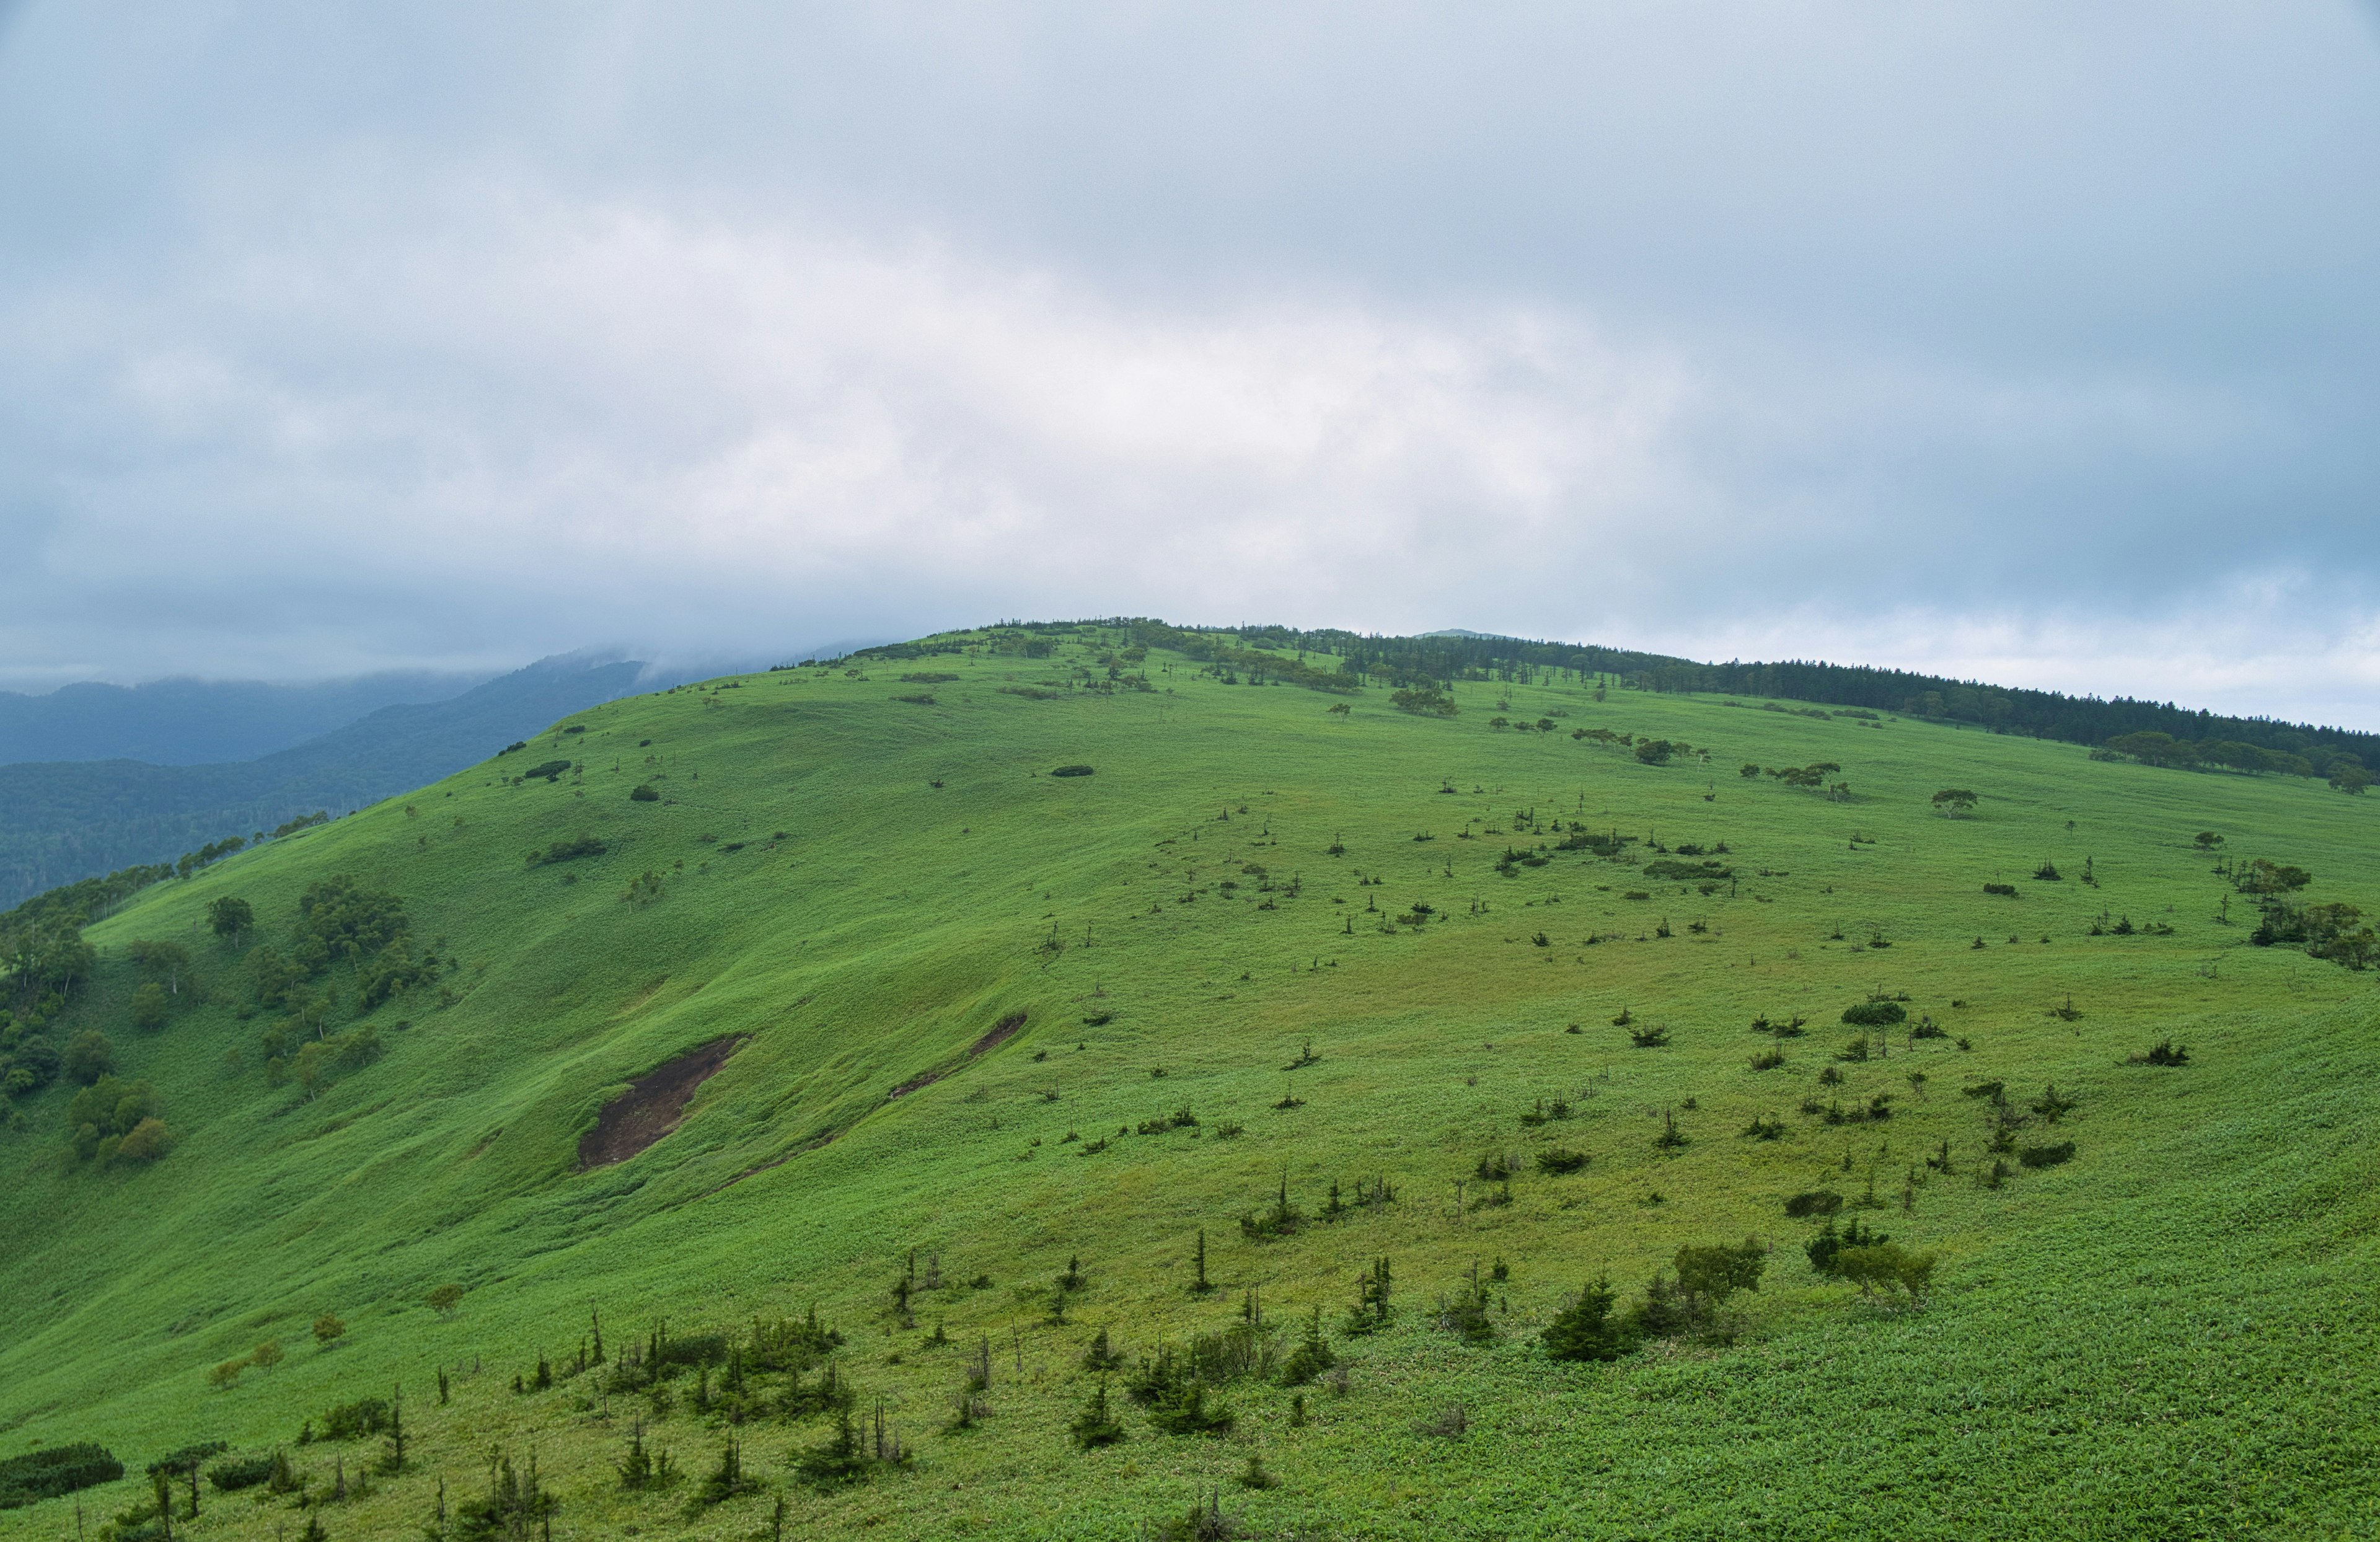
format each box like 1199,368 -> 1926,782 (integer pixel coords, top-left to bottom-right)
1,621 -> 2375,1541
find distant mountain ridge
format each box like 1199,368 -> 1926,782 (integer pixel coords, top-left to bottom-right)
0,654 -> 669,907
0,671 -> 490,765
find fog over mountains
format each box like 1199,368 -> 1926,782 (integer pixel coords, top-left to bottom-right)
0,651 -> 765,907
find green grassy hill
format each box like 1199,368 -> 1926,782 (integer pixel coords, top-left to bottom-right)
2,622 -> 2376,1541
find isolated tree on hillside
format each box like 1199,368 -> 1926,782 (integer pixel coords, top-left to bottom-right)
1930,789 -> 1978,817
207,896 -> 253,948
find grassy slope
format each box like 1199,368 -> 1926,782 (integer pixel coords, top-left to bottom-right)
3,627 -> 2377,1541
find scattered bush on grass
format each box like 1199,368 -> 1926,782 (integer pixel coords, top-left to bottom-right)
0,1444 -> 124,1509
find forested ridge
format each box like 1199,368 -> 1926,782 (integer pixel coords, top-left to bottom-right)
915,620 -> 2378,775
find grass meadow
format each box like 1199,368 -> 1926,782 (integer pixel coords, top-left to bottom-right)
2,623 -> 2375,1540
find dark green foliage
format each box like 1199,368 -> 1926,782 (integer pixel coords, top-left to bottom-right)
1389,686 -> 1458,716
67,1073 -> 165,1163
1535,1148 -> 1589,1175
2030,1084 -> 2078,1121
793,1408 -> 879,1491
1082,1327 -> 1125,1371
1629,1023 -> 1670,1048
1841,999 -> 1906,1027
526,835 -> 606,866
1342,1256 -> 1393,1335
692,1436 -> 753,1506
630,785 -> 661,801
518,759 -> 573,782
1276,1308 -> 1336,1386
1642,858 -> 1731,881
1070,1380 -> 1126,1449
1784,1189 -> 1843,1218
1051,765 -> 1096,777
1748,1047 -> 1786,1070
2020,1142 -> 2077,1169
1543,1276 -> 1629,1362
63,1028 -> 113,1084
1807,1216 -> 1890,1275
2140,1040 -> 2191,1066
0,1443 -> 123,1509
2235,858 -> 2312,896
1147,1382 -> 1236,1436
1238,1174 -> 1302,1240
206,1452 -> 277,1492
318,1396 -> 392,1441
1434,1268 -> 1498,1344
450,1450 -> 555,1541
1983,883 -> 2018,897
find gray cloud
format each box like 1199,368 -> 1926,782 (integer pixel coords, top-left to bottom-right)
1,3 -> 2375,721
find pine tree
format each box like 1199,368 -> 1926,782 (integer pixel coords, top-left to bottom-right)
1542,1277 -> 1629,1362
1070,1379 -> 1126,1450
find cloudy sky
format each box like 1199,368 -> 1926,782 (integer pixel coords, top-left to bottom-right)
2,4 -> 2376,724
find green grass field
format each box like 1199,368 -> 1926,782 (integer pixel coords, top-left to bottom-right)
3,623 -> 2376,1541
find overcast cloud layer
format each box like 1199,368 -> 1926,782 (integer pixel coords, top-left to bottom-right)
2,4 -> 2376,723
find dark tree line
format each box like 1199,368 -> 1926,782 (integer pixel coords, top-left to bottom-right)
915,619 -> 2374,770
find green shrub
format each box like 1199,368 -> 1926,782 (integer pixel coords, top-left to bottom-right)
320,1396 -> 392,1441
1070,1380 -> 1126,1449
2019,1142 -> 2076,1169
0,1443 -> 123,1509
1841,1000 -> 1906,1027
1806,1216 -> 1889,1274
1535,1148 -> 1589,1175
629,785 -> 660,801
205,1452 -> 277,1492
1833,1242 -> 1938,1304
1783,1190 -> 1842,1218
527,835 -> 607,866
1051,765 -> 1095,777
1542,1277 -> 1629,1362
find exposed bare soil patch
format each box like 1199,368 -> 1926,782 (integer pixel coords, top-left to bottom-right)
578,1036 -> 740,1169
971,1011 -> 1028,1056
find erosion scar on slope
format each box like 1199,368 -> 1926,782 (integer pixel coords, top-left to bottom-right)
578,1036 -> 741,1170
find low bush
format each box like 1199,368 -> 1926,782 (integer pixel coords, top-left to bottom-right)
629,785 -> 660,802
1051,765 -> 1096,777
1535,1148 -> 1589,1175
1983,883 -> 2017,897
0,1444 -> 123,1509
1783,1190 -> 1843,1218
527,835 -> 607,866
2019,1142 -> 2076,1169
1807,1217 -> 1889,1275
206,1453 -> 278,1492
1542,1277 -> 1629,1362
1833,1242 -> 1938,1305
320,1396 -> 392,1440
1841,1000 -> 1906,1027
